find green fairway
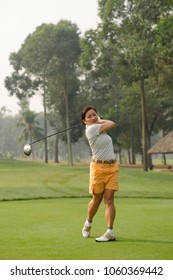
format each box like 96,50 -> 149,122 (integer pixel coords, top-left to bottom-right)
0,159 -> 173,260
0,198 -> 172,260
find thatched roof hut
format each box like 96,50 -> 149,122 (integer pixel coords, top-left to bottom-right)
148,130 -> 173,154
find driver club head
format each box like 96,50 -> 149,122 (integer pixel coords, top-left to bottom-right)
23,144 -> 32,156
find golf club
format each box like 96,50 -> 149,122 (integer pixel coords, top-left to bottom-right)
23,124 -> 81,156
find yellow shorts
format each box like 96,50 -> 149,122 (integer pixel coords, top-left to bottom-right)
89,161 -> 119,194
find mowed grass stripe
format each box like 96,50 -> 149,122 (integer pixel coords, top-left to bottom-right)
0,159 -> 173,201
0,160 -> 89,200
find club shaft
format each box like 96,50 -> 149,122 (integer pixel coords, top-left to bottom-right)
29,124 -> 80,145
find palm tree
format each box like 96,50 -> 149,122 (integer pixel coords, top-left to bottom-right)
17,110 -> 43,160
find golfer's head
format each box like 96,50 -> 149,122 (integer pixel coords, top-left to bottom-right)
81,106 -> 98,125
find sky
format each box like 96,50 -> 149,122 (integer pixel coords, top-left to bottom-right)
0,0 -> 100,115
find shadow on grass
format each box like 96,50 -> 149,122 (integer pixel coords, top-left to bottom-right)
116,237 -> 173,244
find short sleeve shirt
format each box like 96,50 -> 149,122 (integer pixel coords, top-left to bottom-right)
86,124 -> 115,161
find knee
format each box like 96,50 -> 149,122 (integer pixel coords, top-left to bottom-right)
104,197 -> 114,207
93,195 -> 102,205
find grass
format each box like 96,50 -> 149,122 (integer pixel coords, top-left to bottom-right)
0,159 -> 89,200
0,159 -> 173,201
0,198 -> 172,260
0,159 -> 173,260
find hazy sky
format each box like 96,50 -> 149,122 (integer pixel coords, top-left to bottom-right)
0,0 -> 100,115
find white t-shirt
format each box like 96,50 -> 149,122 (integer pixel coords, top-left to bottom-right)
86,124 -> 115,161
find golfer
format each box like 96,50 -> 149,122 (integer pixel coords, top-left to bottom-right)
81,106 -> 119,242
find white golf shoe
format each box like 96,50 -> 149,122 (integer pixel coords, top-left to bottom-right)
82,220 -> 92,238
95,232 -> 116,242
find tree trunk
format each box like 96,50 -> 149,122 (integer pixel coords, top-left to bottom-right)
64,88 -> 73,166
147,130 -> 153,169
127,148 -> 131,164
43,79 -> 48,164
54,134 -> 59,163
140,78 -> 148,171
163,154 -> 167,165
131,123 -> 136,164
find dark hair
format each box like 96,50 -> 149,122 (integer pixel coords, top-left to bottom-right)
81,106 -> 97,121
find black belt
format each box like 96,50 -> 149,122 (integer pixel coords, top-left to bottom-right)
92,159 -> 116,164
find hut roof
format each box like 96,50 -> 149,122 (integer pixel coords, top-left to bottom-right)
148,130 -> 173,154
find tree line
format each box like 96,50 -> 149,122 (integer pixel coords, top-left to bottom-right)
0,106 -> 87,162
3,0 -> 173,170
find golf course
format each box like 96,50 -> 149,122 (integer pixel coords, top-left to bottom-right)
0,159 -> 172,260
